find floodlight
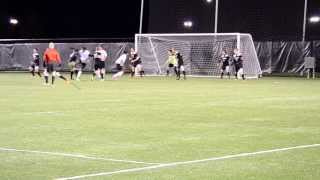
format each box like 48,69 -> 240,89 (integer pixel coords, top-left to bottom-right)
183,21 -> 193,28
310,16 -> 320,23
9,18 -> 19,25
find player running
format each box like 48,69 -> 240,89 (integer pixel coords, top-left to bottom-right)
166,48 -> 178,76
93,46 -> 107,81
176,52 -> 186,80
43,42 -> 68,85
220,50 -> 231,79
112,51 -> 128,80
29,48 -> 42,77
68,48 -> 79,80
233,48 -> 245,80
77,47 -> 90,81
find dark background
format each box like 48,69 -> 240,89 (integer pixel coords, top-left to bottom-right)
0,0 -> 319,40
147,0 -> 320,41
0,0 -> 142,39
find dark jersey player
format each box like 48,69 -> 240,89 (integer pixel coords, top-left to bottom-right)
176,52 -> 186,80
233,48 -> 245,80
220,50 -> 231,79
29,48 -> 41,77
130,48 -> 144,77
68,48 -> 80,80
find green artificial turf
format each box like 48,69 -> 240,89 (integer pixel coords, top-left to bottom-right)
0,73 -> 319,180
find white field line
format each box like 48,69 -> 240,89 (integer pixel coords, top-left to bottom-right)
0,147 -> 160,165
56,143 -> 320,180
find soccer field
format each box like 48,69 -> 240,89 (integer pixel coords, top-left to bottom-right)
0,73 -> 319,180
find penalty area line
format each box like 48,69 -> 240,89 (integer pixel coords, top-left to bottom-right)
56,143 -> 320,180
0,147 -> 160,165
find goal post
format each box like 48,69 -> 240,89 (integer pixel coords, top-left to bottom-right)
135,33 -> 262,78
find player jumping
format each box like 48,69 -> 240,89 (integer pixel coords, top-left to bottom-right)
29,48 -> 42,77
166,48 -> 178,76
43,42 -> 68,85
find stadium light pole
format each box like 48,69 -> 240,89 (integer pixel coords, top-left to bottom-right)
139,0 -> 144,34
214,0 -> 219,33
302,0 -> 308,42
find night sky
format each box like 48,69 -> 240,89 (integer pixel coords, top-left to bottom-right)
0,0 -> 142,39
0,0 -> 319,40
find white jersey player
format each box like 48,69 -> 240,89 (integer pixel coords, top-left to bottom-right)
112,51 -> 128,80
77,47 -> 90,81
93,46 -> 107,81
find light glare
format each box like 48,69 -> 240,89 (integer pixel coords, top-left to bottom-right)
310,16 -> 320,23
9,18 -> 19,25
184,21 -> 193,28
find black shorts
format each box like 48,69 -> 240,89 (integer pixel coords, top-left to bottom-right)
132,60 -> 142,68
116,64 -> 123,71
34,60 -> 40,66
94,60 -> 105,70
221,65 -> 228,71
47,63 -> 59,73
81,63 -> 86,69
168,64 -> 174,68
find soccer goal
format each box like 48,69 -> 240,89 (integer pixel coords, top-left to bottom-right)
135,33 -> 262,78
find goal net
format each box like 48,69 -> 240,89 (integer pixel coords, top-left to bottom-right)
135,33 -> 262,78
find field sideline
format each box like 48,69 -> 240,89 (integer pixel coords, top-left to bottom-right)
0,73 -> 319,180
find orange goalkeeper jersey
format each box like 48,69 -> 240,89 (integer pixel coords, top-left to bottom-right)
43,48 -> 61,64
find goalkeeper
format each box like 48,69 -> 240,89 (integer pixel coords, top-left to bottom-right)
43,42 -> 68,85
166,49 -> 178,76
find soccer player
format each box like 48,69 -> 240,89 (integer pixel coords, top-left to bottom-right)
176,52 -> 186,80
166,48 -> 178,76
43,42 -> 68,85
112,51 -> 128,80
68,48 -> 79,80
233,48 -> 245,80
129,48 -> 137,77
131,51 -> 144,77
129,48 -> 144,77
77,47 -> 90,81
220,50 -> 231,79
29,48 -> 41,77
93,46 -> 107,81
